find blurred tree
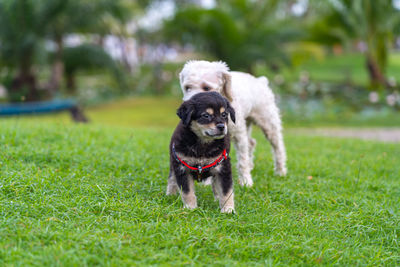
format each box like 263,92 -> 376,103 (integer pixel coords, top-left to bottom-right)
161,0 -> 301,72
309,0 -> 400,89
0,0 -> 64,101
0,0 -> 143,102
62,44 -> 125,93
44,0 -> 133,95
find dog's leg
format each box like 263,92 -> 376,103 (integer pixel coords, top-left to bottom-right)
232,118 -> 254,187
212,181 -> 219,201
212,166 -> 234,213
175,169 -> 197,209
166,170 -> 179,195
246,119 -> 257,171
180,176 -> 197,209
252,107 -> 287,176
214,182 -> 234,213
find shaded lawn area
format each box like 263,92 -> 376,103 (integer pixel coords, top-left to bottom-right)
277,52 -> 400,86
7,97 -> 182,128
6,96 -> 400,128
0,119 -> 399,265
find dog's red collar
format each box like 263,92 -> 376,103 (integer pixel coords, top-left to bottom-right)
172,143 -> 228,174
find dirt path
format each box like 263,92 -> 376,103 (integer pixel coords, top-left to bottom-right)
291,128 -> 400,143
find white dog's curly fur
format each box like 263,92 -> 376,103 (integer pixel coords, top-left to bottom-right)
179,60 -> 287,186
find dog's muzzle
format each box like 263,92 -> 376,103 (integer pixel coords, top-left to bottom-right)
205,124 -> 227,138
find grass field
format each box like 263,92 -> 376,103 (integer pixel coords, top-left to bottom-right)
6,96 -> 400,128
1,114 -> 399,265
277,52 -> 400,86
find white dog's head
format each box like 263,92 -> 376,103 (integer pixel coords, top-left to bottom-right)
179,60 -> 233,102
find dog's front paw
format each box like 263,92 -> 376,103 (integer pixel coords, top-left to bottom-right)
275,166 -> 287,177
238,175 -> 253,187
166,184 -> 179,195
221,206 -> 235,213
184,203 -> 198,209
182,194 -> 197,209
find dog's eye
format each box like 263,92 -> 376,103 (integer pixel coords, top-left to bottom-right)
203,86 -> 210,91
221,112 -> 227,118
185,85 -> 191,91
202,113 -> 211,119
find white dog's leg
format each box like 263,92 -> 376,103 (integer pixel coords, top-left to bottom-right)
232,118 -> 254,187
252,109 -> 287,176
246,120 -> 257,171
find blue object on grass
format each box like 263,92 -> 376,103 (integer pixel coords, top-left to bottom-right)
0,99 -> 77,116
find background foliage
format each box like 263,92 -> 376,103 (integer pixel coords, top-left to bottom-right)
0,0 -> 399,113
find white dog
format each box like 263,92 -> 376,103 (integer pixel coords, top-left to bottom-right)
179,60 -> 287,186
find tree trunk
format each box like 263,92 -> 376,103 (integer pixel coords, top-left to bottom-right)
366,54 -> 388,88
118,36 -> 132,72
66,72 -> 76,93
47,35 -> 64,95
9,62 -> 39,102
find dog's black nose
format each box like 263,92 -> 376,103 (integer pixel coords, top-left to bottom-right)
216,123 -> 225,131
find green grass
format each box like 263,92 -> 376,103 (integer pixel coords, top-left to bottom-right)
1,118 -> 399,265
264,52 -> 400,86
283,109 -> 400,128
8,97 -> 182,128
303,52 -> 400,86
299,53 -> 369,85
5,96 -> 400,128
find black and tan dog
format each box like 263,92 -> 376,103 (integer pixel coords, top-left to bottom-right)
166,92 -> 236,213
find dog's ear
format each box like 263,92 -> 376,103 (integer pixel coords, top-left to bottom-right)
226,99 -> 236,124
177,101 -> 194,126
221,71 -> 233,102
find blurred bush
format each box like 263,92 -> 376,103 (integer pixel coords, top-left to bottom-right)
130,62 -> 182,96
307,0 -> 400,90
160,0 -> 303,72
0,0 -> 136,102
63,44 -> 127,94
0,0 -> 399,122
